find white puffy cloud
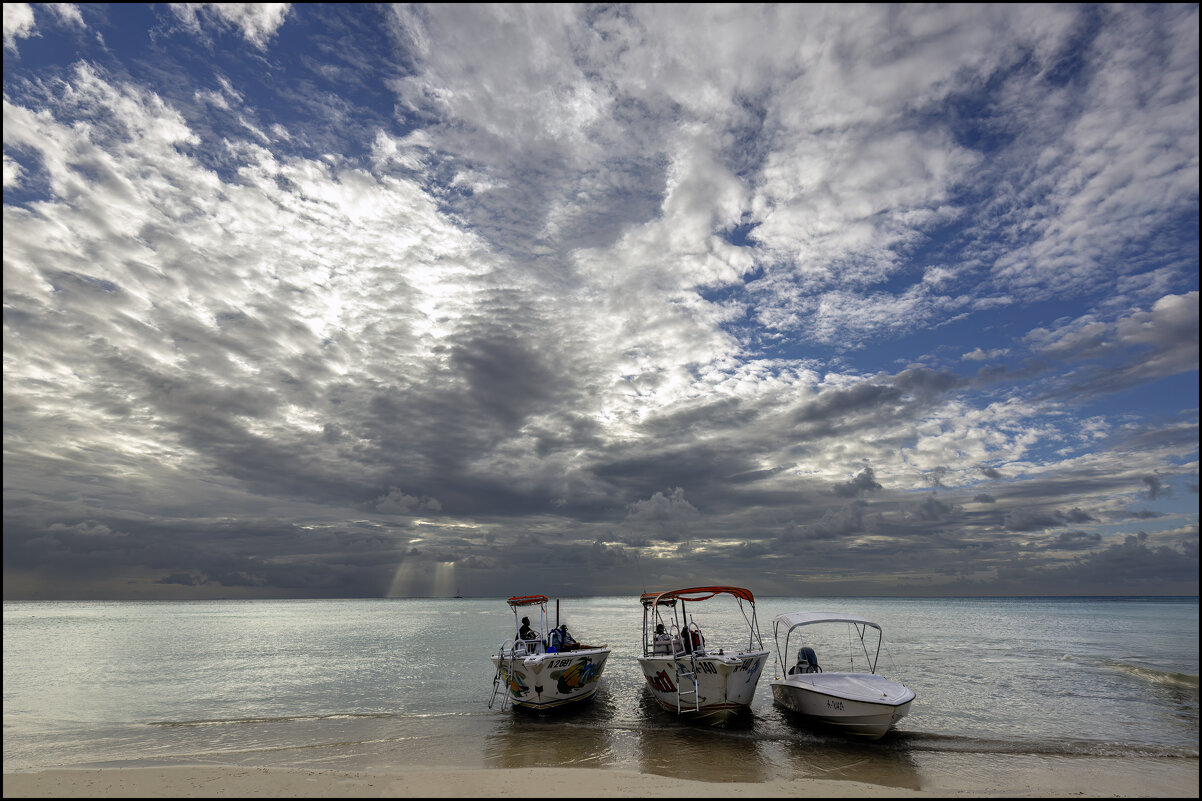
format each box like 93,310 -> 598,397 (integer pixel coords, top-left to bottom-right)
3,3 -> 36,52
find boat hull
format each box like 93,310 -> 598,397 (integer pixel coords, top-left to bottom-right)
491,648 -> 610,711
771,672 -> 914,739
637,650 -> 769,725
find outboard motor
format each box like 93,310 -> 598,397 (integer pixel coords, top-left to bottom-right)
797,646 -> 820,673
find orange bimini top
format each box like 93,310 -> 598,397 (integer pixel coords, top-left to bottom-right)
640,586 -> 755,607
506,595 -> 549,608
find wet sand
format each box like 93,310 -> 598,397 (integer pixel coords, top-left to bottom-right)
3,756 -> 1198,798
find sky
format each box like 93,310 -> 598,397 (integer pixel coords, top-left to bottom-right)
3,3 -> 1198,601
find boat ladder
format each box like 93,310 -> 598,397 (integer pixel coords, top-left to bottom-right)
487,648 -> 513,711
675,655 -> 700,713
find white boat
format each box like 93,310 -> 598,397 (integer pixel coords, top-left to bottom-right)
488,595 -> 610,712
769,611 -> 915,739
636,586 -> 770,725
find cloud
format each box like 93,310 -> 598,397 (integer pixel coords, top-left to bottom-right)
1142,475 -> 1173,501
833,467 -> 884,498
376,488 -> 442,515
169,3 -> 291,50
1032,530 -> 1103,550
908,493 -> 958,522
983,7 -> 1199,297
3,5 -> 1197,599
3,3 -> 36,52
3,152 -> 25,188
992,530 -> 1199,595
1022,291 -> 1199,401
963,347 -> 1009,361
45,4 -> 85,28
1004,507 -> 1096,532
625,488 -> 700,529
804,501 -> 867,540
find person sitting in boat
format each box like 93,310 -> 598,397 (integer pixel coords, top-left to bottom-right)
556,623 -> 580,651
517,616 -> 537,641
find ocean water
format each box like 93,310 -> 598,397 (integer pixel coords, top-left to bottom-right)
3,596 -> 1197,789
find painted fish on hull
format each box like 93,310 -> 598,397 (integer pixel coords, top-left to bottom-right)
552,657 -> 601,695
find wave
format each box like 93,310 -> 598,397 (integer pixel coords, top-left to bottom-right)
1100,660 -> 1200,692
892,730 -> 1198,758
149,710 -> 487,728
1058,654 -> 1199,693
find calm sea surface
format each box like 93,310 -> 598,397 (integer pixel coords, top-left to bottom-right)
3,596 -> 1197,789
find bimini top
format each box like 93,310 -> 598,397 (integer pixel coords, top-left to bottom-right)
506,595 -> 549,608
773,611 -> 881,632
641,586 -> 756,607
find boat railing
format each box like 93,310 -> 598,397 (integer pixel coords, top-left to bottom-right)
500,637 -> 547,658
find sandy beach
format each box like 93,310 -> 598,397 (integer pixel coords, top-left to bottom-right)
4,757 -> 1198,798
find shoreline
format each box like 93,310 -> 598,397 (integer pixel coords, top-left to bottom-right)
4,757 -> 1198,798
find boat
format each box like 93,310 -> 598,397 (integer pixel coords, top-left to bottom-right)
636,586 -> 770,725
769,611 -> 915,739
488,595 -> 610,712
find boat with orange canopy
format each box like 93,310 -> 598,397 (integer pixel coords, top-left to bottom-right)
636,586 -> 768,725
488,594 -> 610,712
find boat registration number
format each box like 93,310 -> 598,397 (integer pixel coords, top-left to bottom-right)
826,699 -> 844,711
548,659 -> 575,669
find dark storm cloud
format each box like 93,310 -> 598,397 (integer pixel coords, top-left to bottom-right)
1115,509 -> 1166,520
782,501 -> 867,544
833,467 -> 884,498
908,494 -> 958,522
1142,475 -> 1173,500
989,532 -> 1200,596
447,331 -> 561,428
793,383 -> 903,427
1037,530 -> 1103,551
3,513 -> 412,594
1004,507 -> 1096,532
